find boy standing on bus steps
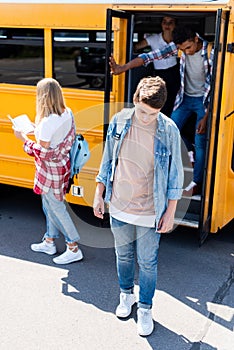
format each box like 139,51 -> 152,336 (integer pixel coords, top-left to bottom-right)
93,76 -> 183,336
110,25 -> 214,195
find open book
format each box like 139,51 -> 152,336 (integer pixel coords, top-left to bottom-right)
8,114 -> 35,134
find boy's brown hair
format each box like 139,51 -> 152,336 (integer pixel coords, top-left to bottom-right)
133,76 -> 167,110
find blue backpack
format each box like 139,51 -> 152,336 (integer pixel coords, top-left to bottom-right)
70,133 -> 90,178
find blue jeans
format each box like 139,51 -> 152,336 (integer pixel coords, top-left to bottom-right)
110,216 -> 161,309
171,94 -> 206,184
42,188 -> 80,243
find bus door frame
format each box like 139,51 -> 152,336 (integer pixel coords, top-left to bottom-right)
200,9 -> 229,244
104,9 -> 134,139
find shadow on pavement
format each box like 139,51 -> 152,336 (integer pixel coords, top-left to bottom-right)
0,185 -> 233,349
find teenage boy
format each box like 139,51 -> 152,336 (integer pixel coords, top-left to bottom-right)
110,25 -> 214,194
93,76 -> 183,336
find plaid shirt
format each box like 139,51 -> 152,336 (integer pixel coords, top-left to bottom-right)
24,125 -> 75,201
139,35 -> 214,111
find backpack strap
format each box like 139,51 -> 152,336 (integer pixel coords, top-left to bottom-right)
67,108 -> 76,134
66,108 -> 77,193
110,108 -> 133,181
114,108 -> 130,139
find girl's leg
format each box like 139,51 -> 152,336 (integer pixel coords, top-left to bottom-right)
31,189 -> 83,263
30,194 -> 60,255
41,190 -> 83,264
158,63 -> 180,117
41,195 -> 60,241
43,189 -> 80,245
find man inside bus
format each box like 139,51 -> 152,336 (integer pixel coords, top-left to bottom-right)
110,25 -> 214,196
133,15 -> 180,117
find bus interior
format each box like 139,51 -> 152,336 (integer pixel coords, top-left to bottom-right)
106,7 -> 232,243
124,11 -> 216,99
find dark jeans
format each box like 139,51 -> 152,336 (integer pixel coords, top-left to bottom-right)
171,95 -> 206,184
153,63 -> 180,117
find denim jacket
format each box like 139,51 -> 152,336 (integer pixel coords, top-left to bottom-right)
96,108 -> 184,226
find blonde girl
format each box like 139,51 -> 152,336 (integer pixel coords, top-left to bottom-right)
14,78 -> 83,264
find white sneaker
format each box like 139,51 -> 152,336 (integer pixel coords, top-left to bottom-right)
31,240 -> 57,255
188,151 -> 195,163
115,292 -> 136,318
184,180 -> 197,192
137,308 -> 154,336
53,246 -> 83,265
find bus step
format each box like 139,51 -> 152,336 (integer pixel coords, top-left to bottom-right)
174,210 -> 200,228
182,194 -> 201,201
183,166 -> 193,173
177,195 -> 201,216
174,217 -> 199,229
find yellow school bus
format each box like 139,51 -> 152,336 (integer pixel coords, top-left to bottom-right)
0,0 -> 233,243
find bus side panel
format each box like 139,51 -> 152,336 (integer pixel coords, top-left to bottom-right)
210,23 -> 234,232
0,85 -> 36,188
63,90 -> 112,207
0,4 -> 108,29
0,125 -> 35,188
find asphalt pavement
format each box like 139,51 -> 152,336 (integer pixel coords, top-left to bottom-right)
0,185 -> 234,350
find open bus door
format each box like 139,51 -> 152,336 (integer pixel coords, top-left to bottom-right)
104,9 -> 134,139
200,9 -> 230,244
104,7 -> 232,243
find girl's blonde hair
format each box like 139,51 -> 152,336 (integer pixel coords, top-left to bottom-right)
35,78 -> 66,124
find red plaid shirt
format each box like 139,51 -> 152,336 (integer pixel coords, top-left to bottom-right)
24,126 -> 75,201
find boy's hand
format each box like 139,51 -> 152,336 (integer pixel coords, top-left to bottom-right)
197,110 -> 208,134
109,55 -> 124,75
93,195 -> 105,219
109,55 -> 144,75
157,200 -> 177,233
196,117 -> 207,134
157,212 -> 175,233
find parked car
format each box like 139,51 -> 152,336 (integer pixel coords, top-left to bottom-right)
74,47 -> 105,89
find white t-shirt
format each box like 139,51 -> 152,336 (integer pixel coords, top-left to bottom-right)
146,32 -> 177,70
34,108 -> 73,148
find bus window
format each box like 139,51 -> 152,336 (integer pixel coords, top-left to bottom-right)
0,28 -> 44,85
53,30 -> 107,90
